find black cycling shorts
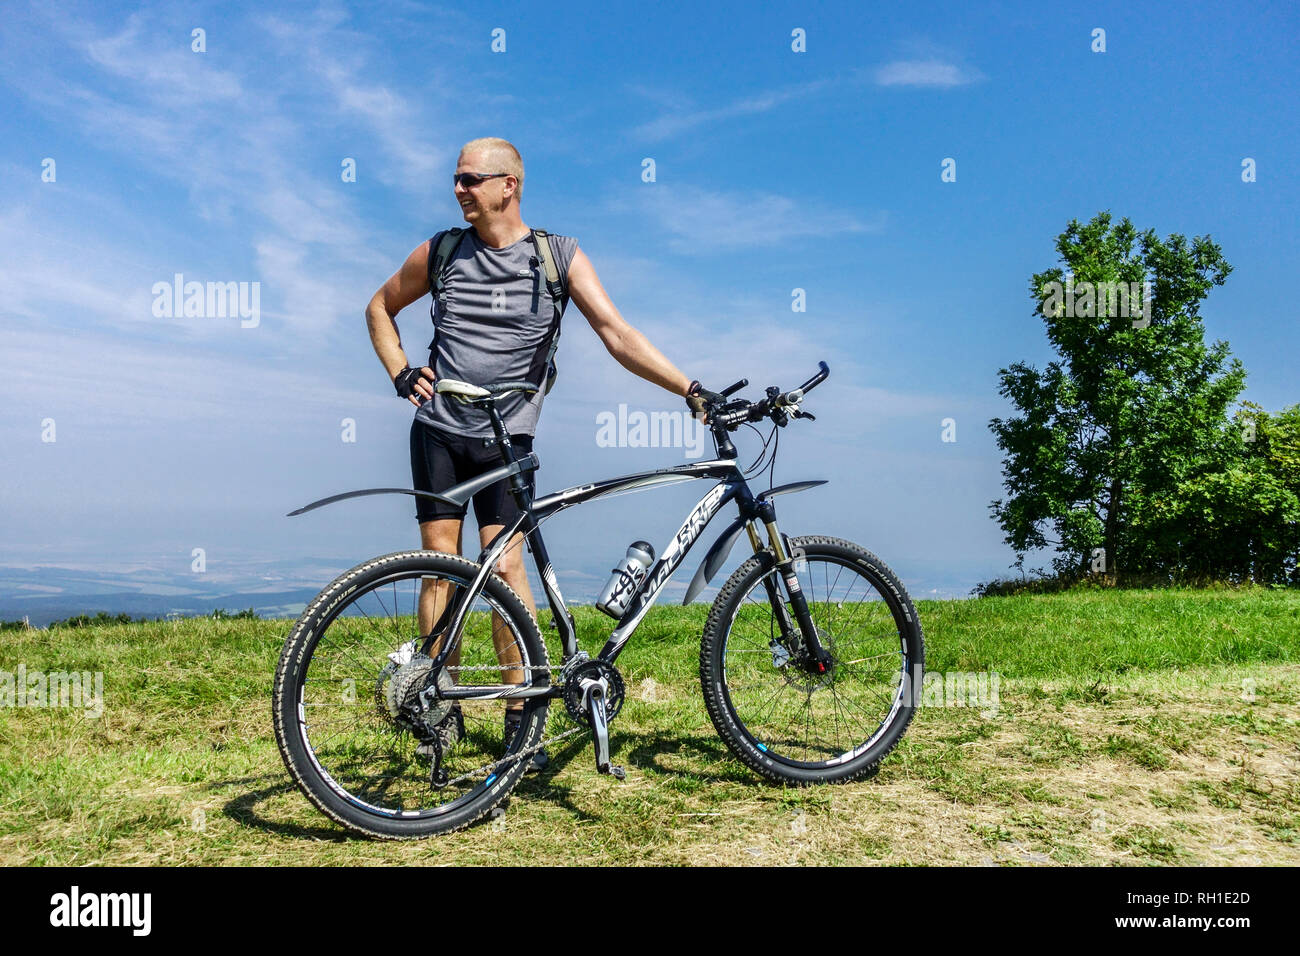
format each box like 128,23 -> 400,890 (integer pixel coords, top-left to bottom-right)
410,421 -> 535,526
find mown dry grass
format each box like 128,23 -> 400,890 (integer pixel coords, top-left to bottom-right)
2,592 -> 1297,865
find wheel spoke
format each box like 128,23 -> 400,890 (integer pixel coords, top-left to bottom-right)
714,551 -> 919,771
276,557 -> 551,832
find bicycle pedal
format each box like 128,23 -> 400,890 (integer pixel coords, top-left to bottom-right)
607,765 -> 627,781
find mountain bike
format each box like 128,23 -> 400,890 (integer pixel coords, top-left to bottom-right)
272,362 -> 924,838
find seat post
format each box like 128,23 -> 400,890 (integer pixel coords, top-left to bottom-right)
483,401 -> 516,465
483,402 -> 532,511
478,393 -> 534,512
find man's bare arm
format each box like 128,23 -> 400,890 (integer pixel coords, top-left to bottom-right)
366,240 -> 437,406
566,247 -> 693,397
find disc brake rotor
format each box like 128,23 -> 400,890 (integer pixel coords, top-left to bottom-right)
781,627 -> 837,693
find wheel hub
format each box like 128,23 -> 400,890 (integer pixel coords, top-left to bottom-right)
375,644 -> 455,735
784,627 -> 837,692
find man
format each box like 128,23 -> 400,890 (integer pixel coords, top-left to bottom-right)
365,137 -> 722,770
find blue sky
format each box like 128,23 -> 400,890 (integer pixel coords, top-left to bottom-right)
2,0 -> 1297,612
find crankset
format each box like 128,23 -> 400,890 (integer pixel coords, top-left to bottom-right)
562,659 -> 627,780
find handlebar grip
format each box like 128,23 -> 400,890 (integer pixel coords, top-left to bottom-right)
720,378 -> 749,398
778,361 -> 830,407
796,361 -> 829,395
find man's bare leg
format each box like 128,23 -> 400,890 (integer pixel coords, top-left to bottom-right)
478,523 -> 536,714
419,518 -> 464,667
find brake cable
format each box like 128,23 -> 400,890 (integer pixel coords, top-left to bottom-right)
741,421 -> 778,477
764,426 -> 780,491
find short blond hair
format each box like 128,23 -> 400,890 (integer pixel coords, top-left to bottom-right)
459,137 -> 524,199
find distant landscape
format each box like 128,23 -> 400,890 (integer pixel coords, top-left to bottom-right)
0,560 -> 344,628
0,557 -> 983,628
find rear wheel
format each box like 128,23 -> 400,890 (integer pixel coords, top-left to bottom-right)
272,550 -> 550,838
700,536 -> 924,785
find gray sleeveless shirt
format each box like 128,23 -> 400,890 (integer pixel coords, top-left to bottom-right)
413,227 -> 578,437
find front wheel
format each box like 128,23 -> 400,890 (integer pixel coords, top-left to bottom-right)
700,536 -> 924,785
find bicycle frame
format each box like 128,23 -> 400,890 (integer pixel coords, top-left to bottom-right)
430,457 -> 755,702
432,391 -> 838,705
287,397 -> 829,705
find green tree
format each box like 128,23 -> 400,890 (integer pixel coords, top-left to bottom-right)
1130,402 -> 1300,583
989,211 -> 1245,581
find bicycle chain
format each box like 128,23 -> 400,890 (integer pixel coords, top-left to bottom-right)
437,723 -> 589,789
433,656 -> 594,788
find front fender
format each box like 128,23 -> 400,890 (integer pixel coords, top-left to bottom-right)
682,515 -> 748,605
681,478 -> 827,604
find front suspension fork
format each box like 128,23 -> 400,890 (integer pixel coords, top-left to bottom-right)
749,505 -> 832,673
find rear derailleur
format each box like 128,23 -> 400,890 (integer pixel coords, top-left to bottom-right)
375,640 -> 457,786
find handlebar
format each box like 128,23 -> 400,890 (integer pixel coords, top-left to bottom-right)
778,361 -> 829,407
705,362 -> 829,458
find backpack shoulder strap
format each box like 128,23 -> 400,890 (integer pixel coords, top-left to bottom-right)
426,227 -> 465,362
528,229 -> 569,395
427,227 -> 466,300
529,228 -> 567,303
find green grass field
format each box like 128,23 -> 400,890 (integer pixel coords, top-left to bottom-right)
2,588 -> 1298,865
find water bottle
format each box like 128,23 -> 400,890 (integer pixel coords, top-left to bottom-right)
595,541 -> 657,618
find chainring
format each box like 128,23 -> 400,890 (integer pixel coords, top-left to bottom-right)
562,660 -> 625,726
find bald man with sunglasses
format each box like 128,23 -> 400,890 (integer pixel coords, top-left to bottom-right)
365,137 -> 722,770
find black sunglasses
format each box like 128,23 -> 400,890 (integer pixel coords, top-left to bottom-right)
453,172 -> 510,188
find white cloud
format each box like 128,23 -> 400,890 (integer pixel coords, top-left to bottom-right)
82,14 -> 244,104
0,322 -> 387,432
542,295 -> 952,449
611,184 -> 885,252
0,203 -> 155,326
0,7 -> 441,351
874,59 -> 983,88
631,78 -> 833,142
257,13 -> 453,189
